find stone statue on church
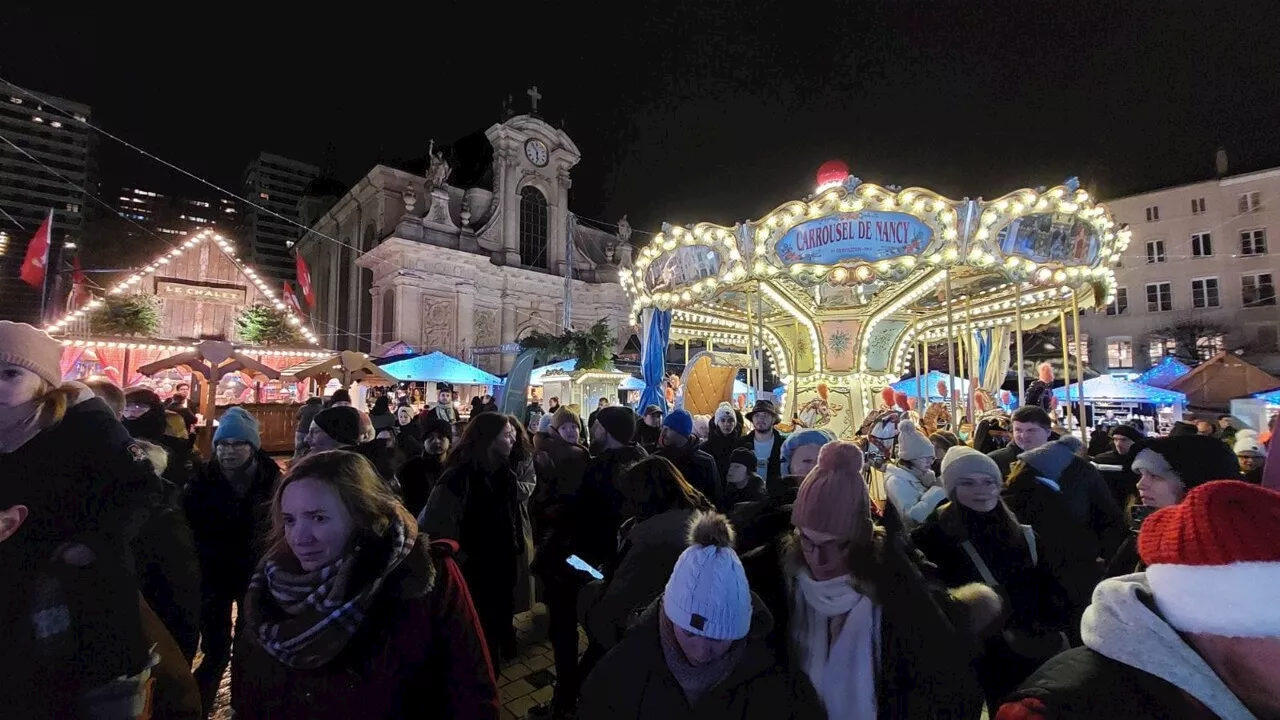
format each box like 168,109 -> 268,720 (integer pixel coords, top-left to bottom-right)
617,214 -> 632,245
427,149 -> 451,190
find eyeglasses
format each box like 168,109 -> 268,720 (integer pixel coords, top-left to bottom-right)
797,533 -> 850,554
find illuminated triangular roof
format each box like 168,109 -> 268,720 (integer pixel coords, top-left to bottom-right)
45,228 -> 318,345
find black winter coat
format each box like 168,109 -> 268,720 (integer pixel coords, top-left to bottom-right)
399,454 -> 445,519
1,395 -> 162,691
577,596 -> 823,720
657,439 -> 724,509
133,477 -> 202,663
184,452 -> 281,599
701,421 -> 745,482
572,444 -> 649,569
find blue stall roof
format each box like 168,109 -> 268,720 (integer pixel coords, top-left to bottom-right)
1135,356 -> 1192,388
529,359 -> 578,386
381,351 -> 502,386
620,375 -> 646,391
890,371 -> 971,401
1052,374 -> 1186,405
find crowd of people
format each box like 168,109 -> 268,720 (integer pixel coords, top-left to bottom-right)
2,317 -> 1279,719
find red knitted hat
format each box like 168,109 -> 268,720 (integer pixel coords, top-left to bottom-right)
1140,480 -> 1280,638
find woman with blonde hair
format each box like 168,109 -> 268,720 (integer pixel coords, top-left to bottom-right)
0,320 -> 164,718
232,449 -> 499,719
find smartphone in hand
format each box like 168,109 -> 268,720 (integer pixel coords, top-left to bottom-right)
566,554 -> 604,580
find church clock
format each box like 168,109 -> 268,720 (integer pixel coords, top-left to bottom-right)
524,138 -> 549,167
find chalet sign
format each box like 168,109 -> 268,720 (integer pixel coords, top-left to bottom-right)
155,279 -> 248,306
471,343 -> 522,356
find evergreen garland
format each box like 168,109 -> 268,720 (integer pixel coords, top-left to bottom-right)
235,303 -> 302,345
518,318 -> 615,370
88,294 -> 161,336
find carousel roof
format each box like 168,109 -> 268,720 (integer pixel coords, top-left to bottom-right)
1051,374 -> 1186,405
625,174 -> 1130,385
381,351 -> 502,386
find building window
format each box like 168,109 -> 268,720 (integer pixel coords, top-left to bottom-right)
1146,282 -> 1172,312
1144,206 -> 1160,222
1191,277 -> 1219,308
1196,335 -> 1225,360
1237,191 -> 1261,214
1145,239 -> 1166,263
1073,333 -> 1090,363
1191,197 -> 1206,215
1242,272 -> 1277,307
381,289 -> 396,344
1105,287 -> 1128,316
518,186 -> 549,270
1240,229 -> 1267,256
1148,338 -> 1177,364
1191,232 -> 1212,257
1107,338 -> 1134,369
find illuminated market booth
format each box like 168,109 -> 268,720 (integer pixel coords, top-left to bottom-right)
45,229 -> 334,450
624,164 -> 1132,439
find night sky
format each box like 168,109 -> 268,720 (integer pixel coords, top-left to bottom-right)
4,3 -> 1280,242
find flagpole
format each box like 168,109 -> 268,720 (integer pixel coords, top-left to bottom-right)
39,208 -> 54,323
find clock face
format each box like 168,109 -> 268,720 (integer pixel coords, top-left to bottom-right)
525,139 -> 549,167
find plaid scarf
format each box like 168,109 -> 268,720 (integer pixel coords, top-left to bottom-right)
243,506 -> 418,670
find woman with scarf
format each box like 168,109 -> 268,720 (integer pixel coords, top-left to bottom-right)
883,419 -> 947,530
912,446 -> 1073,710
231,450 -> 499,719
577,511 -> 822,720
0,321 -> 163,718
703,402 -> 746,482
420,412 -> 526,663
747,441 -> 996,720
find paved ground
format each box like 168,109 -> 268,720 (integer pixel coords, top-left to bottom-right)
208,603 -> 566,719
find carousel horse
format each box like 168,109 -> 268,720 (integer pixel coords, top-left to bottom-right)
922,402 -> 953,436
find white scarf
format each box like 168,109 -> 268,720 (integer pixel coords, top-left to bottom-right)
792,569 -> 880,720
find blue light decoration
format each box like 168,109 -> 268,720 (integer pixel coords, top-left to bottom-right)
381,351 -> 503,386
1052,374 -> 1186,406
1135,356 -> 1192,389
890,370 -> 971,401
1252,388 -> 1280,405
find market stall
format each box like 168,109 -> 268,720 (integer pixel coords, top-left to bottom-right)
1052,374 -> 1186,433
1164,351 -> 1280,412
281,350 -> 399,396
623,167 -> 1130,438
380,351 -> 502,418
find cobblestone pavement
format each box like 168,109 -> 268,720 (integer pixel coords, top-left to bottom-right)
208,604 -> 566,720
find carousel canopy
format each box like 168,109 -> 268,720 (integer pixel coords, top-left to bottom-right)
381,351 -> 502,386
1136,356 -> 1193,388
891,370 -> 971,401
1052,374 -> 1185,405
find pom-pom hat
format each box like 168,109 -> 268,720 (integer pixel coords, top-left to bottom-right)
663,512 -> 752,641
1140,481 -> 1280,638
896,419 -> 934,462
791,441 -> 869,541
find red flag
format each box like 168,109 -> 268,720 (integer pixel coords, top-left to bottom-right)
295,253 -> 314,307
283,280 -> 304,315
70,254 -> 90,309
20,213 -> 52,288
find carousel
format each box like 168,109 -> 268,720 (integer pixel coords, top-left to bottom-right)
624,162 -> 1131,450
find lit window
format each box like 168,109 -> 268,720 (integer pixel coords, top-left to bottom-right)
259,192 -> 269,199
73,114 -> 86,122
1191,232 -> 1212,257
63,241 -> 77,250
1196,335 -> 1225,360
1243,273 -> 1276,307
1146,282 -> 1172,312
32,116 -> 43,123
192,200 -> 210,208
50,121 -> 62,128
9,97 -> 22,104
1107,338 -> 1134,369
1105,287 -> 1128,316
1191,277 -> 1219,308
1241,229 -> 1267,256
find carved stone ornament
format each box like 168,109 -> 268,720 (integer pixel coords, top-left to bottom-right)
616,214 -> 632,245
475,308 -> 499,345
422,296 -> 456,352
402,185 -> 417,215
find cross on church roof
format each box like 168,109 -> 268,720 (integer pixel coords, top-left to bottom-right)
527,86 -> 542,113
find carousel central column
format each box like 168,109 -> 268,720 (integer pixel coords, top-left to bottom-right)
1072,290 -> 1087,441
1059,308 -> 1073,432
944,270 -> 958,422
1014,283 -> 1026,402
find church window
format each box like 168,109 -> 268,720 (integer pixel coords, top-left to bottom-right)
519,186 -> 549,269
381,289 -> 396,344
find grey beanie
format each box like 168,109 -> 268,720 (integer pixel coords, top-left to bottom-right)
1019,438 -> 1080,482
941,446 -> 1003,494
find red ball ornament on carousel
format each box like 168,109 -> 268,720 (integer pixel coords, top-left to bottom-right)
816,159 -> 850,188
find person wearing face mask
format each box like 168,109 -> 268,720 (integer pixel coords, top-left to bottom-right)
0,321 -> 164,718
420,412 -> 526,664
184,405 -> 281,716
398,417 -> 454,518
747,442 -> 996,720
914,446 -> 1074,710
231,450 -> 499,719
884,419 -> 947,530
577,511 -> 822,720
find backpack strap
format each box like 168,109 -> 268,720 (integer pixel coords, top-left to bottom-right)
959,540 -> 999,587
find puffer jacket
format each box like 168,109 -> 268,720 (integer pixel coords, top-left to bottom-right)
577,595 -> 823,720
883,463 -> 948,530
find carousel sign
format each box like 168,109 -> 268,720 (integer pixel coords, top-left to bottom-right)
775,211 -> 932,266
155,279 -> 248,306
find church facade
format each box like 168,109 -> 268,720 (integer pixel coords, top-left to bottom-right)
294,111 -> 633,374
